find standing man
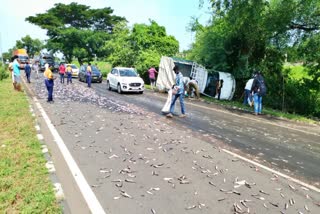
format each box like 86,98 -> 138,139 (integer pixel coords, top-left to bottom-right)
44,64 -> 55,103
24,62 -> 31,83
33,61 -> 39,79
166,65 -> 186,118
243,77 -> 254,106
148,67 -> 158,90
251,71 -> 267,115
86,63 -> 92,88
13,57 -> 23,91
59,63 -> 66,84
66,64 -> 72,84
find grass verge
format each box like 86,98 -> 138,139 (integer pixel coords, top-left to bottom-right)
0,78 -> 61,213
202,96 -> 317,124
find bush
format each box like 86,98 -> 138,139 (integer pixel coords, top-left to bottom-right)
0,63 -> 9,81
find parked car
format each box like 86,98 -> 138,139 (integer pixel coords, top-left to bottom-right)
107,67 -> 144,94
65,64 -> 79,78
78,65 -> 103,83
53,62 -> 60,73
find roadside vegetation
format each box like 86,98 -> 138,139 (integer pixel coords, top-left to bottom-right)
2,0 -> 320,118
0,77 -> 61,213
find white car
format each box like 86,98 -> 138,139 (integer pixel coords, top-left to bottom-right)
107,67 -> 144,94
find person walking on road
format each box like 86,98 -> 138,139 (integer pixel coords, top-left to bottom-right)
66,64 -> 72,84
251,71 -> 267,115
243,77 -> 254,106
166,65 -> 186,118
148,67 -> 158,90
59,63 -> 66,84
44,63 -> 55,103
24,62 -> 31,83
32,61 -> 39,79
86,63 -> 92,88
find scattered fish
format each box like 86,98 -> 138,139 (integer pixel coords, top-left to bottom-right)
185,205 -> 196,210
120,190 -> 132,198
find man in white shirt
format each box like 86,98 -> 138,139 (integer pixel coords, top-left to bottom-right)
244,78 -> 254,106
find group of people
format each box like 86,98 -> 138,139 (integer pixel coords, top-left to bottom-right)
8,58 -> 93,103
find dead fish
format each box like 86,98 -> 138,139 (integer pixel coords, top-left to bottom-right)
259,190 -> 270,195
263,203 -> 268,208
185,205 -> 196,210
203,154 -> 213,159
163,177 -> 173,181
109,154 -> 119,159
128,173 -> 136,178
280,192 -> 285,198
301,186 -> 309,191
233,190 -> 241,195
269,202 -> 279,207
152,171 -> 159,176
146,191 -> 153,195
120,190 -> 132,198
284,203 -> 288,210
152,163 -> 164,168
289,184 -> 296,191
218,198 -> 226,202
115,182 -> 123,188
151,208 -> 156,214
113,196 -> 121,200
125,179 -> 135,183
240,200 -> 248,208
180,180 -> 190,184
112,179 -> 122,183
209,181 -> 216,186
150,187 -> 160,191
304,205 -> 309,212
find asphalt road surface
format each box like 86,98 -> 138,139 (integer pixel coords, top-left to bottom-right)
24,74 -> 320,213
87,80 -> 320,186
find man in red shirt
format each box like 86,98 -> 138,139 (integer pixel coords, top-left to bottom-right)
59,63 -> 66,84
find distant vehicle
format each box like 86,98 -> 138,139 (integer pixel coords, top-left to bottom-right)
12,49 -> 29,64
53,62 -> 60,73
107,67 -> 144,94
65,64 -> 79,78
39,53 -> 55,71
78,65 -> 103,83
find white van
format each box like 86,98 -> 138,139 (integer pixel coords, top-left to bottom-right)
156,56 -> 236,100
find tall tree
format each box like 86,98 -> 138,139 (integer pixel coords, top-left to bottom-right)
15,35 -> 43,58
26,2 -> 126,63
105,20 -> 179,76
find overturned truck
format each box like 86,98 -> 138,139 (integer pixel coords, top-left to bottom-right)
156,56 -> 236,100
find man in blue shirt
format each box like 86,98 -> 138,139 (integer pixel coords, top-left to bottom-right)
167,65 -> 186,118
25,62 -> 31,83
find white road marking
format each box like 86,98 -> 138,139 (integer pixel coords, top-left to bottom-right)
37,134 -> 44,140
151,92 -> 320,137
33,97 -> 106,214
222,148 -> 320,193
23,76 -> 106,213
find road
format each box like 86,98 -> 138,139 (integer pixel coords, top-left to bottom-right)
88,80 -> 320,186
24,74 -> 320,213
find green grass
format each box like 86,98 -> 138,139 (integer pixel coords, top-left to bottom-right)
0,78 -> 61,213
201,95 -> 317,123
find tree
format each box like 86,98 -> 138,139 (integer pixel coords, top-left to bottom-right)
105,20 -> 179,78
191,0 -> 320,116
15,35 -> 44,58
26,2 -> 126,63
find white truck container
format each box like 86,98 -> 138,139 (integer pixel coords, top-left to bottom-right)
156,56 -> 236,100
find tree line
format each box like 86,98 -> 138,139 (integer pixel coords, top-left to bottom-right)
2,1 -> 319,118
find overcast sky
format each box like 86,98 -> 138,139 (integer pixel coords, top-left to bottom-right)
0,0 -> 211,53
